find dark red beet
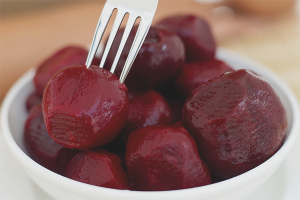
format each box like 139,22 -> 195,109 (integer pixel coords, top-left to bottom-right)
120,90 -> 172,145
26,92 -> 42,112
125,125 -> 211,191
43,65 -> 130,150
157,15 -> 216,62
24,104 -> 78,175
105,26 -> 185,91
34,46 -> 100,96
66,149 -> 133,190
175,59 -> 233,100
182,69 -> 287,179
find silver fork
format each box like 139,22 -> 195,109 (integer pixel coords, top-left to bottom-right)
85,0 -> 158,83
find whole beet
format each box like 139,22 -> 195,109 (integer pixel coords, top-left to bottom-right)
34,46 -> 100,96
43,65 -> 130,150
66,149 -> 133,190
157,15 -> 216,62
126,125 -> 211,191
105,26 -> 185,91
24,104 -> 78,175
183,69 -> 287,179
175,59 -> 233,100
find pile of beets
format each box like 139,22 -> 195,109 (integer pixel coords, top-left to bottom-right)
24,15 -> 287,191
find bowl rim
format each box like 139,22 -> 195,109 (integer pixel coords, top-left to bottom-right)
1,48 -> 299,199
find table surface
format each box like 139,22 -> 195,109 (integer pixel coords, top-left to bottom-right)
0,0 -> 299,101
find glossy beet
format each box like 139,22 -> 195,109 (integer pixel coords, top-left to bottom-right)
175,59 -> 233,100
125,125 -> 211,191
157,15 -> 216,62
105,26 -> 185,91
66,149 -> 133,190
24,104 -> 78,175
34,46 -> 100,96
43,65 -> 130,150
120,90 -> 172,145
26,92 -> 42,112
182,69 -> 287,179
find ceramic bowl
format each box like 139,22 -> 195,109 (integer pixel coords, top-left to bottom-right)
1,48 -> 299,200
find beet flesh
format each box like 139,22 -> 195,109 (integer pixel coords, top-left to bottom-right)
43,65 -> 130,150
125,125 -> 211,191
183,69 -> 287,179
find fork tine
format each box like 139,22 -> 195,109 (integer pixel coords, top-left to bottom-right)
99,10 -> 126,69
110,14 -> 137,74
85,3 -> 115,68
119,20 -> 150,83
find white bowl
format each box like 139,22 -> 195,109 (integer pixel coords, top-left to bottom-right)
1,48 -> 299,200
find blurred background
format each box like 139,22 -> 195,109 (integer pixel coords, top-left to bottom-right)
0,0 -> 299,101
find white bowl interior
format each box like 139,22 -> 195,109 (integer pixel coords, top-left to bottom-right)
1,48 -> 299,200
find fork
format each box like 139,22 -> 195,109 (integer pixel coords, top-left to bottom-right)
85,0 -> 158,83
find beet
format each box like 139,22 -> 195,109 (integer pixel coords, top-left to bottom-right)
66,149 -> 133,190
157,15 -> 216,62
105,26 -> 185,91
182,69 -> 287,179
24,104 -> 78,175
34,46 -> 100,96
175,59 -> 233,100
120,90 -> 172,145
125,125 -> 211,191
43,65 -> 130,150
25,92 -> 42,112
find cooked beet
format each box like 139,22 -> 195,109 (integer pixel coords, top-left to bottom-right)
43,65 -> 130,150
183,69 -> 287,179
25,92 -> 42,112
157,15 -> 216,62
126,125 -> 211,191
66,149 -> 133,190
120,90 -> 172,145
175,59 -> 233,100
105,26 -> 185,91
24,104 -> 78,175
34,46 -> 100,96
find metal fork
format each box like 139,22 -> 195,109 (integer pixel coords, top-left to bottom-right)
85,0 -> 158,83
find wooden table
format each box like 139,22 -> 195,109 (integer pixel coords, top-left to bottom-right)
1,0 -> 299,102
